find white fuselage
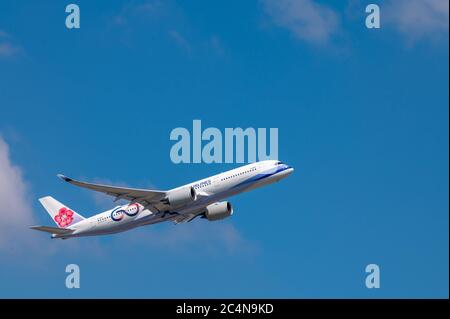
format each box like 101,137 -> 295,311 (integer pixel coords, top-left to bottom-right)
57,160 -> 293,238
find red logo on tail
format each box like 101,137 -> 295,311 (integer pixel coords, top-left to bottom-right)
54,207 -> 74,227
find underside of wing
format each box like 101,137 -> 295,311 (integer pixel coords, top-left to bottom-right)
172,210 -> 205,224
57,174 -> 167,207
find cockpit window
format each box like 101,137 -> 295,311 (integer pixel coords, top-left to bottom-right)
276,161 -> 284,165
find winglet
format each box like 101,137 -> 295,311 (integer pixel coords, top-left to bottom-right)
57,174 -> 73,182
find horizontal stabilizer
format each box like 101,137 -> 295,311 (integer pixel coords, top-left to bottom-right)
30,225 -> 74,235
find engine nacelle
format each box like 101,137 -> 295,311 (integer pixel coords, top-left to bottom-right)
204,202 -> 233,221
164,186 -> 197,208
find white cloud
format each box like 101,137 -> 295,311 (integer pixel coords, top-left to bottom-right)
0,30 -> 21,58
0,136 -> 98,259
0,42 -> 20,57
209,35 -> 226,56
168,30 -> 192,53
112,0 -> 167,26
0,136 -> 35,251
261,0 -> 340,44
120,220 -> 259,256
384,0 -> 449,42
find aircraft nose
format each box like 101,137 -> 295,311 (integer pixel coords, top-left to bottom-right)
283,164 -> 294,174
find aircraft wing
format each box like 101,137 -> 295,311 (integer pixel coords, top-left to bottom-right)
57,174 -> 166,207
172,212 -> 203,224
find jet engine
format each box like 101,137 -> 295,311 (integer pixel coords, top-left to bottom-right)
204,201 -> 233,221
163,186 -> 197,208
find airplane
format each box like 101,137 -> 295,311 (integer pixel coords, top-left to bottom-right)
30,160 -> 294,239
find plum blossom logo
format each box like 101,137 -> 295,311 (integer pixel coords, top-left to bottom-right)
55,207 -> 74,227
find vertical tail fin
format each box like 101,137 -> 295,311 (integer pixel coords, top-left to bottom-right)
38,196 -> 85,228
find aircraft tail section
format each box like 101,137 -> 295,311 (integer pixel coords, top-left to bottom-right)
38,196 -> 85,228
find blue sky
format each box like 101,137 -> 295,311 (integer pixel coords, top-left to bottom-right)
0,0 -> 448,298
